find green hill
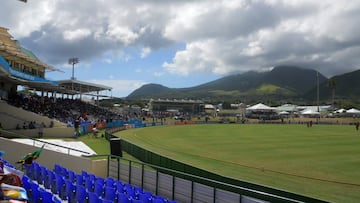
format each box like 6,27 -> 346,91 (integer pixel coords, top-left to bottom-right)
126,66 -> 360,102
305,69 -> 360,102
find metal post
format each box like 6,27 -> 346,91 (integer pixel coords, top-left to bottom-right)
172,175 -> 175,200
156,169 -> 159,195
213,187 -> 216,203
107,155 -> 110,177
129,160 -> 132,184
117,158 -> 120,180
191,181 -> 194,203
141,164 -> 145,189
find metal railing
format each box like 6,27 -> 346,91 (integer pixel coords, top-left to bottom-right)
0,129 -> 91,155
83,154 -> 326,203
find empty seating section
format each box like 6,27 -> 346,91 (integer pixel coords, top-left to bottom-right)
21,162 -> 177,203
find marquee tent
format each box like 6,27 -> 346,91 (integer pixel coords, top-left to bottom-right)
334,108 -> 346,113
346,108 -> 360,114
279,111 -> 290,115
301,109 -> 320,115
246,103 -> 275,110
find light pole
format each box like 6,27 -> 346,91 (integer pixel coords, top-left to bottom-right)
68,58 -> 79,95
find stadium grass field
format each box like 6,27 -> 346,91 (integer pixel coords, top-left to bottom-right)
113,123 -> 360,203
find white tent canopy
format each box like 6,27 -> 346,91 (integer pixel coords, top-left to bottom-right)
334,108 -> 346,113
301,109 -> 320,115
247,103 -> 275,110
346,108 -> 360,114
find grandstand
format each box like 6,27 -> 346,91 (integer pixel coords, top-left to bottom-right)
0,26 -> 180,203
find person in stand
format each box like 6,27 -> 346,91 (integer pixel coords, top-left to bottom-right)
74,117 -> 80,138
38,122 -> 45,138
92,127 -> 99,138
356,122 -> 359,131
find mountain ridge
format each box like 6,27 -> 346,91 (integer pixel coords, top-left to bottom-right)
127,65 -> 358,102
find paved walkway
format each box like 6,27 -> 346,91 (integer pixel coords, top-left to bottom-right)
11,139 -> 96,157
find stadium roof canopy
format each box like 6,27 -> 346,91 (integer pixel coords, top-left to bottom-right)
0,27 -> 112,97
57,79 -> 112,96
0,27 -> 62,73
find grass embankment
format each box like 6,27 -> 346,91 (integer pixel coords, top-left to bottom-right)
115,124 -> 360,203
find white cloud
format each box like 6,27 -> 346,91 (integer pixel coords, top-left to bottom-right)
1,0 -> 360,79
63,28 -> 91,41
102,58 -> 112,64
140,47 -> 151,58
106,25 -> 139,45
153,71 -> 164,77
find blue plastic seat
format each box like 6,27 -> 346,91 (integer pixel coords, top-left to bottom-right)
75,184 -> 88,203
88,191 -> 101,203
76,174 -> 84,186
94,182 -> 104,197
24,164 -> 35,179
138,192 -> 152,203
115,181 -> 124,194
54,164 -> 62,175
39,166 -> 48,185
40,189 -> 53,203
117,192 -> 130,203
64,179 -> 76,201
52,173 -> 65,196
32,163 -> 42,184
153,197 -> 164,203
29,181 -> 41,203
123,184 -> 135,199
88,174 -> 96,182
52,195 -> 62,203
68,170 -> 76,182
105,177 -> 114,188
22,175 -> 32,196
85,178 -> 94,192
44,169 -> 55,189
103,186 -> 116,201
102,199 -> 113,203
95,177 -> 105,186
81,170 -> 89,178
60,167 -> 68,178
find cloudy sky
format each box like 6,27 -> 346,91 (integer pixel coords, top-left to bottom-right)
1,0 -> 360,97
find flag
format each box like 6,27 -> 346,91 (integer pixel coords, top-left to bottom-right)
16,144 -> 45,164
31,144 -> 45,159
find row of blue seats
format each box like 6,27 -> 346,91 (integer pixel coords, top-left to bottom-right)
0,157 -> 61,203
22,175 -> 62,203
25,163 -> 177,203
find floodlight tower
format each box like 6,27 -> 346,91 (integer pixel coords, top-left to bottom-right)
68,57 -> 79,92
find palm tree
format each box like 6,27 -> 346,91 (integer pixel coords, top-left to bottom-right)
327,79 -> 336,105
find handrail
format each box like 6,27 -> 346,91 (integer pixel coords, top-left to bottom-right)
0,129 -> 91,155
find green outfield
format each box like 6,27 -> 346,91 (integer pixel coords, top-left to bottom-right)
115,124 -> 360,203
